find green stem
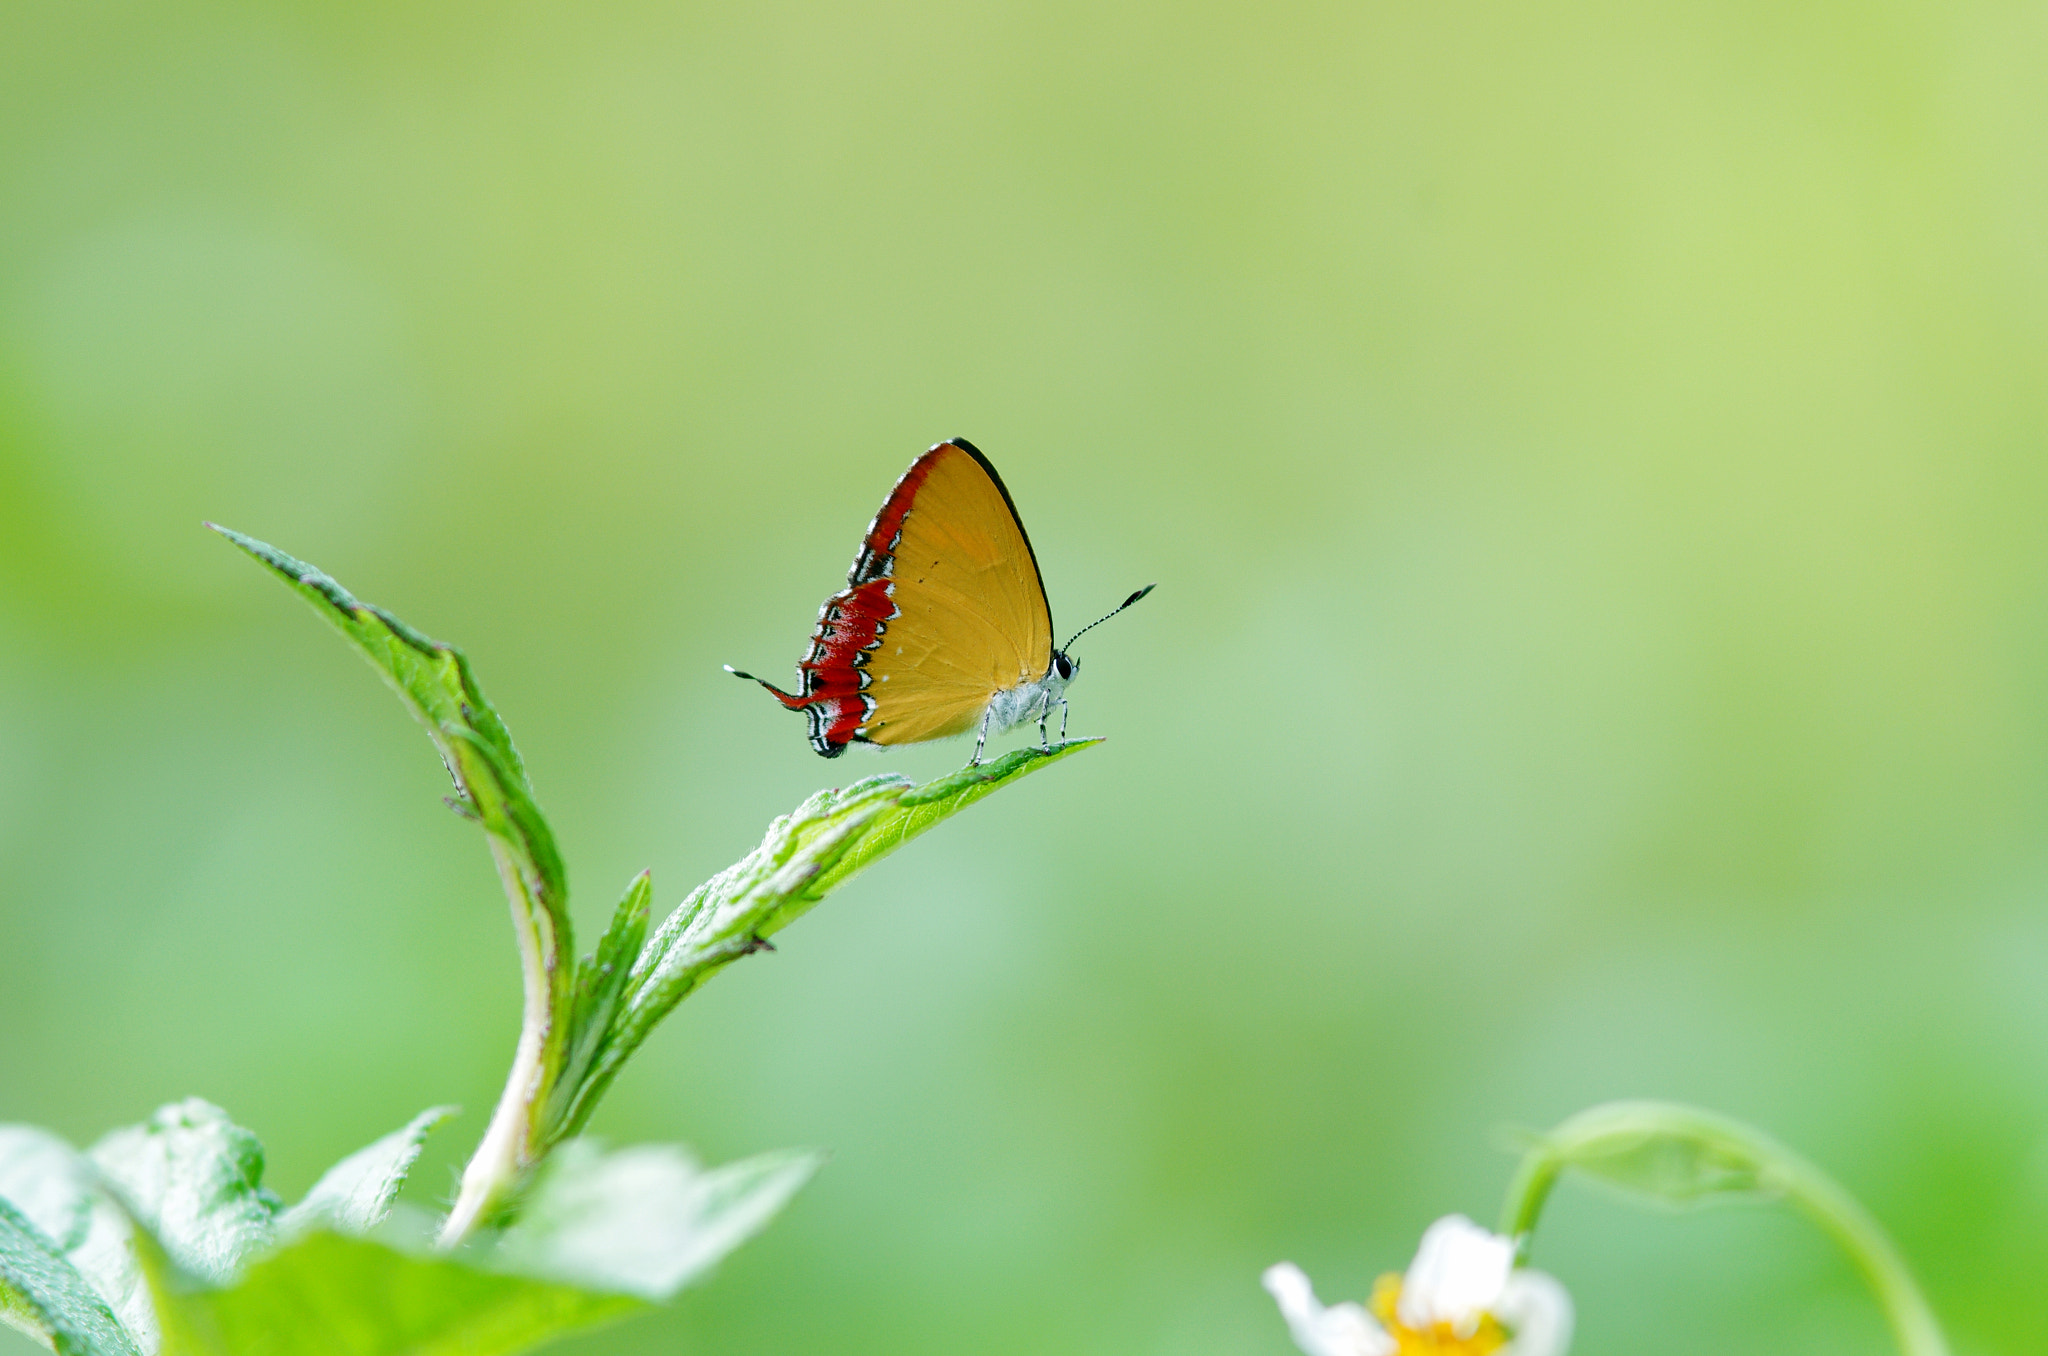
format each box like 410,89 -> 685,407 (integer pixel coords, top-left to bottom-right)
1498,1101 -> 1948,1356
1779,1149 -> 1950,1356
439,837 -> 566,1246
1497,1138 -> 1564,1243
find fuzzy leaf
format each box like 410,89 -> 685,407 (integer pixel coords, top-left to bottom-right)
131,1136 -> 814,1355
491,1143 -> 821,1300
550,776 -> 910,1142
546,741 -> 1102,1142
282,1109 -> 457,1239
87,1102 -> 281,1287
0,1198 -> 142,1356
0,1127 -> 156,1351
0,1129 -> 99,1256
794,738 -> 1100,912
141,1230 -> 639,1356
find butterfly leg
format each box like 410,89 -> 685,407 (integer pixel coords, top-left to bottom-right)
1059,698 -> 1069,742
972,707 -> 992,765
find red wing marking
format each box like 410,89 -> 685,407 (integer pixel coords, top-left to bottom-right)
762,452 -> 941,757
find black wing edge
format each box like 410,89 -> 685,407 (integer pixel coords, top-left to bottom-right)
937,437 -> 1054,642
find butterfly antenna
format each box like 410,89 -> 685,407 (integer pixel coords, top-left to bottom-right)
1060,583 -> 1155,652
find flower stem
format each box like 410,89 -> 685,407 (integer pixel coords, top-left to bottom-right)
1775,1149 -> 1951,1356
1498,1101 -> 1949,1356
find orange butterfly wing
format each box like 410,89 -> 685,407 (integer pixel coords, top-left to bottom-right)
750,440 -> 1053,756
860,442 -> 1054,745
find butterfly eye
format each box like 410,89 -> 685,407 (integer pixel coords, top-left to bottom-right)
1054,653 -> 1076,681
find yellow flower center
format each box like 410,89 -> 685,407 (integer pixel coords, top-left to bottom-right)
1369,1275 -> 1508,1356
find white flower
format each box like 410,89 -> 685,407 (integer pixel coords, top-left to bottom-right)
1263,1215 -> 1572,1356
1263,1259 -> 1396,1356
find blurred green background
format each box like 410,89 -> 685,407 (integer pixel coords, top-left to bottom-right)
4,2 -> 2046,1352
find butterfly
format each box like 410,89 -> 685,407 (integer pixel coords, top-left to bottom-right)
729,438 -> 1152,761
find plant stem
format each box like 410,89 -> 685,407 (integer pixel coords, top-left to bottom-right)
1498,1102 -> 1949,1356
1777,1146 -> 1950,1356
439,742 -> 1100,1244
439,838 -> 564,1246
1496,1142 -> 1564,1243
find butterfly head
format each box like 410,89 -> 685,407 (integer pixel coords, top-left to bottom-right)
1051,650 -> 1078,683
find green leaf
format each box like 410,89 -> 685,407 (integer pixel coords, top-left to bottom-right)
0,1126 -> 156,1350
282,1109 -> 457,1239
1508,1101 -> 1782,1223
576,875 -> 653,1044
215,528 -> 577,1236
0,1128 -> 99,1256
88,1100 -> 281,1286
0,1271 -> 43,1350
142,1230 -> 640,1356
206,527 -> 552,889
0,1198 -> 142,1356
794,738 -> 1100,912
130,1136 -> 811,1355
542,876 -> 652,1142
552,775 -> 912,1142
1546,1122 -> 1771,1205
209,525 -> 571,1002
548,741 -> 1102,1144
491,1142 -> 822,1300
